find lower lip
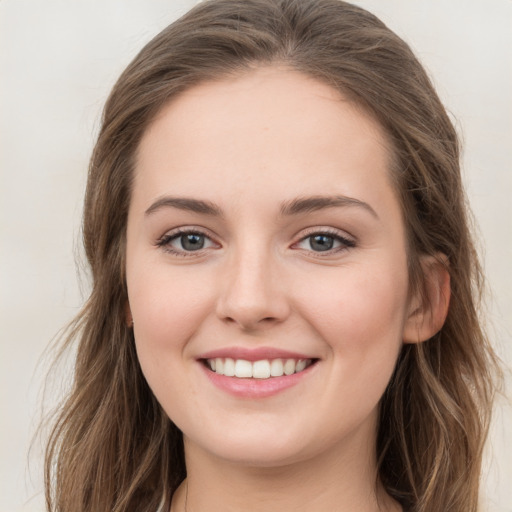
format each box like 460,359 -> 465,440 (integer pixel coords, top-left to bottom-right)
200,362 -> 317,399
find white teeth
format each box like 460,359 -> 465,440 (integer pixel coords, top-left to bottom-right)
295,360 -> 307,372
284,359 -> 296,375
270,359 -> 284,377
223,358 -> 235,376
207,357 -> 313,379
252,360 -> 271,379
234,359 -> 253,378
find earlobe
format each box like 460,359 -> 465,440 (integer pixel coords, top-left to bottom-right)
403,254 -> 450,344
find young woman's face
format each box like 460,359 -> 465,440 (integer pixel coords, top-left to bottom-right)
126,67 -> 415,467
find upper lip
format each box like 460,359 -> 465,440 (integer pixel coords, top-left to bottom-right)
197,346 -> 317,362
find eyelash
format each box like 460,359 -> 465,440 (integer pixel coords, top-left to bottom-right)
155,227 -> 356,257
292,227 -> 356,256
156,228 -> 217,257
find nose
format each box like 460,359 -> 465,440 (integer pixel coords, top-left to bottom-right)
215,247 -> 291,331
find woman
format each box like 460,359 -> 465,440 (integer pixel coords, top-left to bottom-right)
45,1 -> 499,511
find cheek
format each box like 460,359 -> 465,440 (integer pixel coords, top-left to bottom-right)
299,263 -> 409,354
128,265 -> 215,364
306,265 -> 408,415
129,272 -> 213,419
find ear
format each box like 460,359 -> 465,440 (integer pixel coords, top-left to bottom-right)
403,254 -> 450,344
125,301 -> 134,328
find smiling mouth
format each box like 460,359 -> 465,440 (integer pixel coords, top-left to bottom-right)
203,358 -> 317,379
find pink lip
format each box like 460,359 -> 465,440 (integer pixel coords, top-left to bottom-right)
197,346 -> 315,362
198,359 -> 318,399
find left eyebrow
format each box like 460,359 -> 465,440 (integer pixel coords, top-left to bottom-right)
280,195 -> 379,219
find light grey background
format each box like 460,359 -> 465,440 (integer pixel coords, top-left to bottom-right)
1,1 -> 511,511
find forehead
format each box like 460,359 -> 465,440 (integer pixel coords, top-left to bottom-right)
133,66 -> 397,216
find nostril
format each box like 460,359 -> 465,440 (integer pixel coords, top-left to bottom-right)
220,314 -> 281,332
215,281 -> 291,329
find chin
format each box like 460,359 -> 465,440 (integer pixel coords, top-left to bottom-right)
184,425 -> 316,468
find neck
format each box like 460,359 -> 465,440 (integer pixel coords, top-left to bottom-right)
171,430 -> 401,512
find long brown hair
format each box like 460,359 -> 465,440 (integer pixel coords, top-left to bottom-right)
45,1 -> 499,510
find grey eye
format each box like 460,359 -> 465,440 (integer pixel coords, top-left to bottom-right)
309,234 -> 335,251
158,229 -> 218,255
176,233 -> 206,251
294,231 -> 355,253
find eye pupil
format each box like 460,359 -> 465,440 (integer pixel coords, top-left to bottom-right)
181,233 -> 204,251
310,235 -> 334,251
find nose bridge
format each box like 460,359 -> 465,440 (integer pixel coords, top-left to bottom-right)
216,238 -> 288,329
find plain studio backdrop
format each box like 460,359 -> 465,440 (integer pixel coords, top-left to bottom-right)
1,1 -> 511,511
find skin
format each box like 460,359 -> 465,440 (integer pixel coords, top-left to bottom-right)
126,67 -> 448,512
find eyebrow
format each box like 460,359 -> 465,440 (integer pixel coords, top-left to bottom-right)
280,195 -> 379,219
144,194 -> 378,219
145,196 -> 223,217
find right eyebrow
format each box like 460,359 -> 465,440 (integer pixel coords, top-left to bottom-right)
145,196 -> 223,217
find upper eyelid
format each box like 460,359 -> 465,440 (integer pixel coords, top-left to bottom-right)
158,226 -> 216,240
293,226 -> 355,242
